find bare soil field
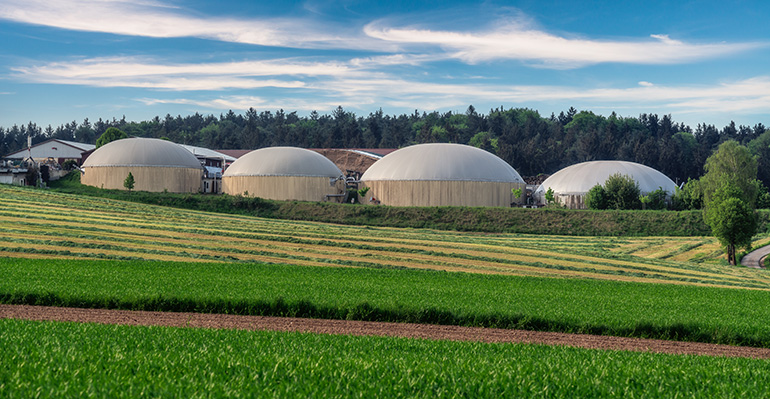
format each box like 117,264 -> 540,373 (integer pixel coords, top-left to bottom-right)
2,304 -> 769,359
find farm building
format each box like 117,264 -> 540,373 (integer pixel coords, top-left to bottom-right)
534,160 -> 678,209
81,138 -> 203,193
179,144 -> 237,193
359,143 -> 526,207
4,138 -> 95,165
222,147 -> 346,202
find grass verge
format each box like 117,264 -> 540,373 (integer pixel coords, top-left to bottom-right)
48,172 -> 713,236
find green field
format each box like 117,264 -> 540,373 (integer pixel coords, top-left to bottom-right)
3,184 -> 770,395
4,258 -> 770,347
2,318 -> 769,398
2,185 -> 769,288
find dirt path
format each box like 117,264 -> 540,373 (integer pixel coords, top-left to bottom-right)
741,244 -> 770,268
3,304 -> 770,359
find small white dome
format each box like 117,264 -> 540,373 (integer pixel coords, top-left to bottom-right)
83,138 -> 202,169
361,143 -> 524,183
223,147 -> 342,178
536,161 -> 677,197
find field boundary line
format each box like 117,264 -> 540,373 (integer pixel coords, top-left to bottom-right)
2,304 -> 770,359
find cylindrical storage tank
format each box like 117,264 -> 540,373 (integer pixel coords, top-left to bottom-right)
82,138 -> 203,193
222,147 -> 344,202
534,160 -> 678,209
359,143 -> 526,207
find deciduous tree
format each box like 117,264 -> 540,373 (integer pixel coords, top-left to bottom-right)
703,185 -> 757,265
96,127 -> 127,148
700,140 -> 758,207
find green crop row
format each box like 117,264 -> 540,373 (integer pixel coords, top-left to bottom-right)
1,318 -> 768,398
3,258 -> 770,347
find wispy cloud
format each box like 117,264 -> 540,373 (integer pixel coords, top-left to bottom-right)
135,74 -> 770,120
2,0 -> 761,69
139,96 -> 359,112
11,57 -> 356,90
10,53 -> 770,118
364,22 -> 762,67
0,0 -> 384,50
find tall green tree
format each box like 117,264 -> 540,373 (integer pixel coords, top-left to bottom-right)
700,140 -> 758,207
703,185 -> 757,265
96,127 -> 128,148
700,141 -> 759,265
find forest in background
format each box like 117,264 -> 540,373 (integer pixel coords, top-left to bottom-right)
2,105 -> 769,186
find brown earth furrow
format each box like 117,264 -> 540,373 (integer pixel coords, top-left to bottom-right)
2,304 -> 770,359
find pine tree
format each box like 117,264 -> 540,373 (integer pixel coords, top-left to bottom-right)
123,172 -> 135,192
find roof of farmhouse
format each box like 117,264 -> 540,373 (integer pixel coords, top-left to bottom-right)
83,138 -> 202,169
3,138 -> 95,159
361,143 -> 525,183
223,147 -> 343,178
535,161 -> 678,196
180,145 -> 237,162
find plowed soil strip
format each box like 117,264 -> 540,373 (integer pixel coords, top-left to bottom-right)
2,304 -> 769,359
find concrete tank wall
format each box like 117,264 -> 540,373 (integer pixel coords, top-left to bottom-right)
222,175 -> 344,202
360,180 -> 526,207
81,166 -> 202,193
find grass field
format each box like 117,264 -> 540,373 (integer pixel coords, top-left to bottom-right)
3,184 -> 770,395
4,258 -> 770,347
1,185 -> 769,289
2,318 -> 769,398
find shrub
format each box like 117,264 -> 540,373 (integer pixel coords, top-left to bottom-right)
62,159 -> 78,171
603,173 -> 641,210
671,178 -> 702,210
641,188 -> 668,210
585,185 -> 608,210
544,187 -> 555,205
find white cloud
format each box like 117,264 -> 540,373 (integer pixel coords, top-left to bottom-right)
11,57 -> 355,90
320,76 -> 770,117
12,54 -> 770,119
132,75 -> 770,122
363,22 -> 762,67
2,0 -> 761,69
0,0 -> 385,50
139,96 -> 359,112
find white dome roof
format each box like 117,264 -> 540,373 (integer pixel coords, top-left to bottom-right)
83,138 -> 202,169
361,143 -> 524,183
536,161 -> 677,196
223,147 -> 342,177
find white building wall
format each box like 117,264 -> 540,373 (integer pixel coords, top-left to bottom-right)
6,142 -> 88,160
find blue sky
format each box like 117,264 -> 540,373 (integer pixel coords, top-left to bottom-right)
1,0 -> 769,130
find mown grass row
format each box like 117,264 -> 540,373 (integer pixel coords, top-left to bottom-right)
4,258 -> 770,347
2,318 -> 769,398
3,185 -> 768,288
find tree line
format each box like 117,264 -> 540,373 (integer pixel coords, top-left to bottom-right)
2,105 -> 768,185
